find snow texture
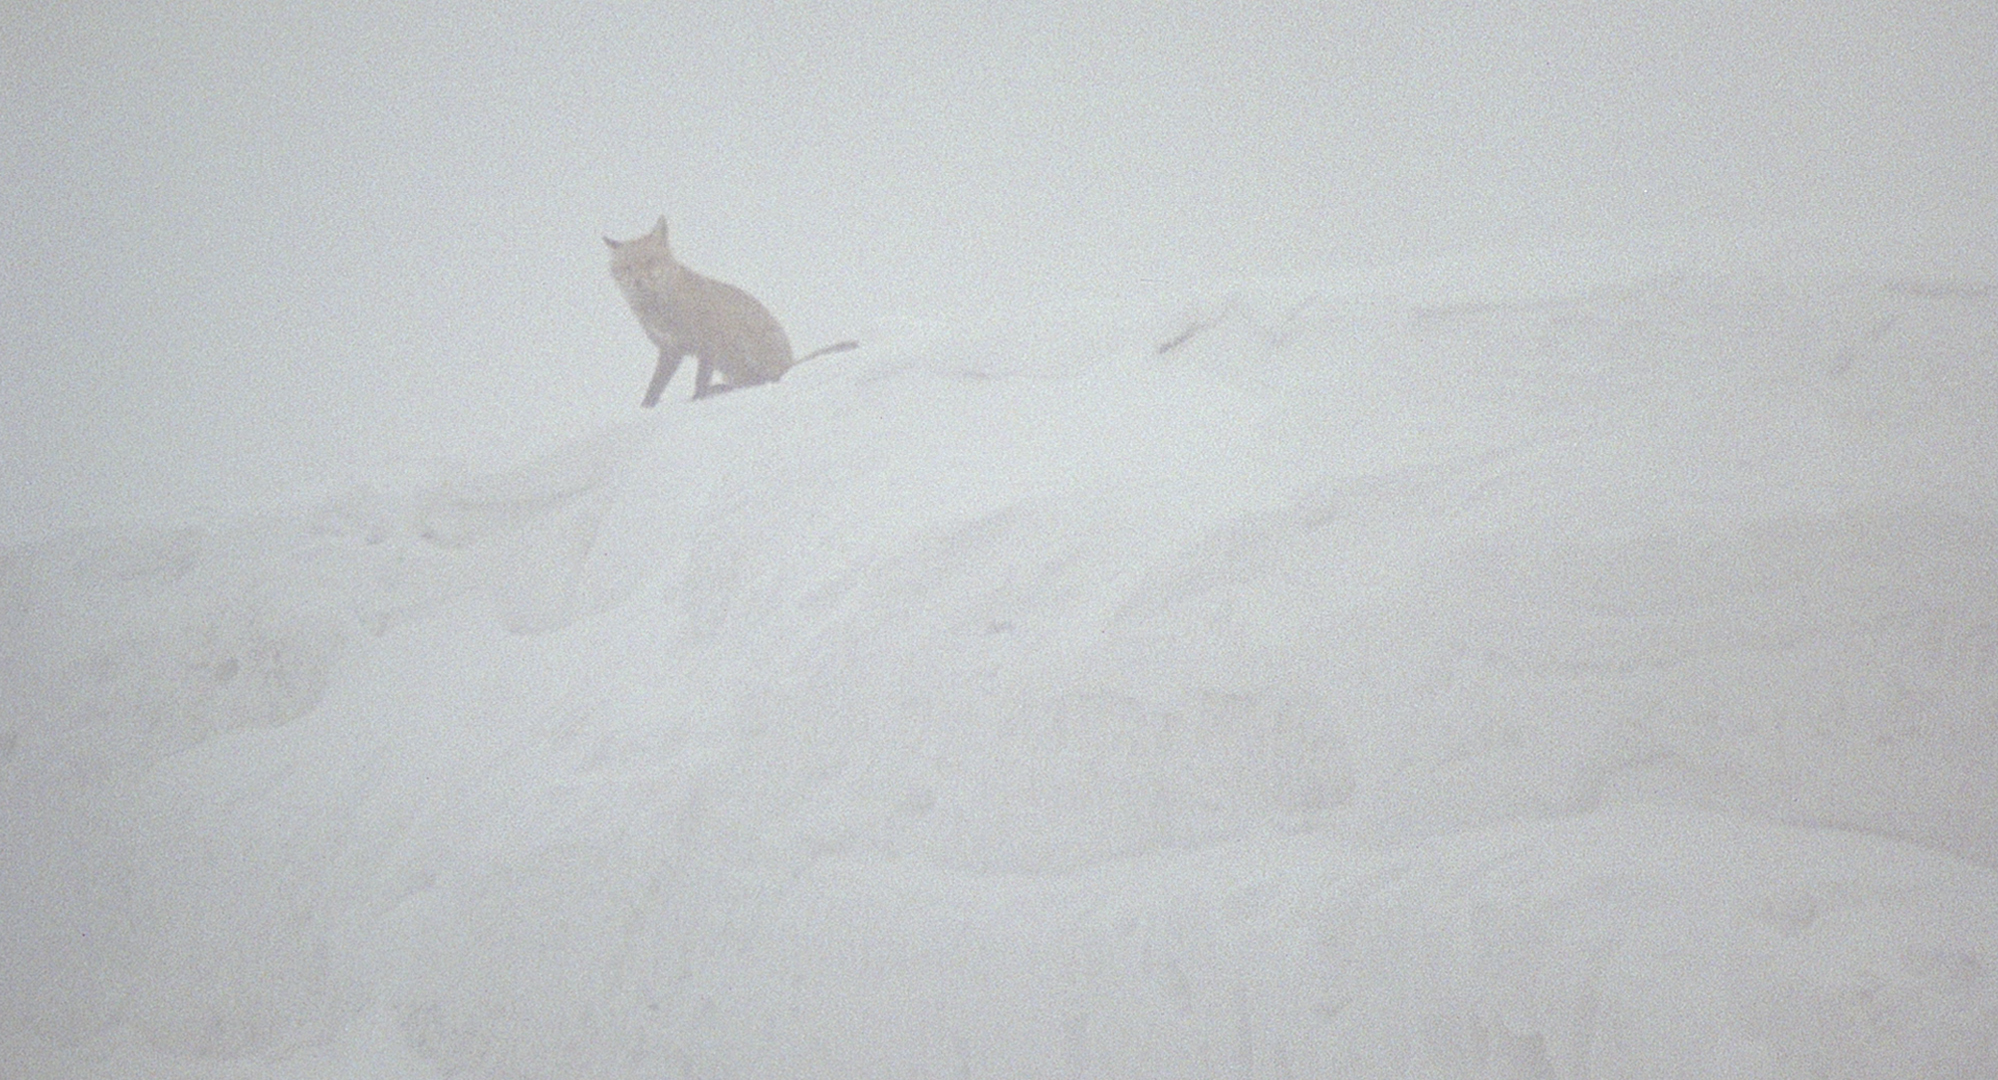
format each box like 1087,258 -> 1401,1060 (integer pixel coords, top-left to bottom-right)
5,271 -> 1997,1078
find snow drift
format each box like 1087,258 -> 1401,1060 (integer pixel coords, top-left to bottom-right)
4,270 -> 1997,1077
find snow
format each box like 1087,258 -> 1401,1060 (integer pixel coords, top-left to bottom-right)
5,268 -> 1996,1077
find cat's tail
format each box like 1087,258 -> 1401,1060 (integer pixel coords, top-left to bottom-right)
796,340 -> 859,365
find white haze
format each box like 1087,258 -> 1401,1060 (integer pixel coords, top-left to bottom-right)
3,3 -> 1997,1078
4,1 -> 1992,539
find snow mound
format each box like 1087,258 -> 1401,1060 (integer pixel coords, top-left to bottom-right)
5,272 -> 1997,1078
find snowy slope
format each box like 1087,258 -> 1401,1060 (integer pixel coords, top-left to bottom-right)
5,270 -> 1997,1078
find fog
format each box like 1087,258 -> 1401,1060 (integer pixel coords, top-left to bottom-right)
7,1 -> 1991,539
3,3 -> 1997,1077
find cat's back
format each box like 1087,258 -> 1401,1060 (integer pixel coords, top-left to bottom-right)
678,270 -> 795,383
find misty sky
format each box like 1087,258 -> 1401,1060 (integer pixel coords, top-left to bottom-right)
3,1 -> 1994,540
